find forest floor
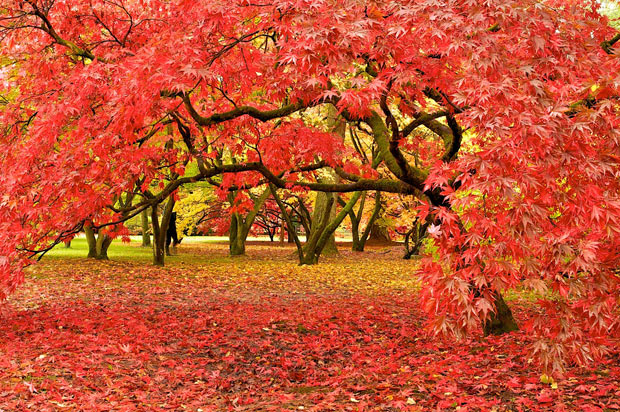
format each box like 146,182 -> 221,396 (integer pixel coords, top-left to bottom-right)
0,240 -> 618,411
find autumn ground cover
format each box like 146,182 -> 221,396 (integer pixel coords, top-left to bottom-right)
0,241 -> 618,412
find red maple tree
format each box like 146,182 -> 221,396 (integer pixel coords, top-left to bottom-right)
1,0 -> 619,371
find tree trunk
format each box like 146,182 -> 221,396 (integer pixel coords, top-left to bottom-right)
276,188 -> 361,265
141,209 -> 151,247
228,188 -> 271,256
308,192 -> 339,255
95,234 -> 112,260
165,211 -> 179,256
287,225 -> 295,243
151,198 -> 175,266
403,220 -> 428,259
84,226 -> 111,259
279,215 -> 286,243
349,191 -> 382,252
311,105 -> 345,255
302,193 -> 334,262
312,192 -> 362,263
368,222 -> 391,243
346,192 -> 365,252
151,206 -> 164,266
351,220 -> 362,252
84,226 -> 97,258
299,251 -> 319,265
229,213 -> 246,256
483,292 -> 519,335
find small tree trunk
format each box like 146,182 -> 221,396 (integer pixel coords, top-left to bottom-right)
302,194 -> 334,262
85,226 -> 112,259
151,198 -> 175,266
287,225 -> 295,243
279,216 -> 286,243
345,192 -> 365,252
345,191 -> 381,252
483,292 -> 519,335
308,192 -> 338,255
403,228 -> 416,260
151,206 -> 164,266
84,226 -> 97,258
95,234 -> 112,260
64,240 -> 71,248
229,235 -> 246,256
313,192 -> 362,260
153,241 -> 165,266
368,222 -> 391,243
358,192 -> 383,251
229,213 -> 246,256
351,230 -> 363,252
349,207 -> 362,251
228,188 -> 271,256
271,185 -> 361,265
403,220 -> 429,259
141,209 -> 151,247
318,104 -> 345,256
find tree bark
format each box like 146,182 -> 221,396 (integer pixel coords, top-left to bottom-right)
279,215 -> 286,243
483,292 -> 519,335
313,105 -> 348,255
301,193 -> 334,264
403,220 -> 428,259
84,226 -> 97,258
272,185 -> 361,265
151,198 -> 175,266
348,193 -> 364,252
84,226 -> 111,259
150,206 -> 164,266
228,187 -> 271,256
313,192 -> 361,261
141,209 -> 151,247
349,191 -> 382,252
229,213 -> 246,256
368,221 -> 391,243
287,224 -> 295,243
308,192 -> 339,255
94,232 -> 112,260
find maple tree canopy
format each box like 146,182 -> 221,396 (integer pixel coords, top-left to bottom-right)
1,0 -> 619,371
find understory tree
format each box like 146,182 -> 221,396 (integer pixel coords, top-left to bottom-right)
253,200 -> 283,241
149,197 -> 175,266
84,225 -> 112,260
271,186 -> 362,264
227,187 -> 271,256
342,191 -> 383,252
140,209 -> 151,247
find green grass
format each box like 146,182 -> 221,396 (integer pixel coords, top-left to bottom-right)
43,236 -> 227,262
44,238 -> 154,261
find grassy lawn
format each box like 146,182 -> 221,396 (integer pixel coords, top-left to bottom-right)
45,237 -> 229,261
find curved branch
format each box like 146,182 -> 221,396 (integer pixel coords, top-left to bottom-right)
183,94 -> 314,126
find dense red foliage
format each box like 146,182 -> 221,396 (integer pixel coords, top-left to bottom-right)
1,0 -> 619,371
